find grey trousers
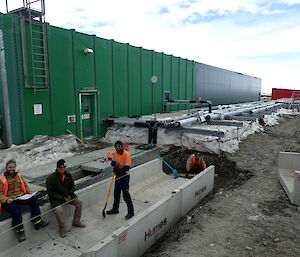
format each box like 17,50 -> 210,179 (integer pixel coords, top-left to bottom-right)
54,198 -> 82,230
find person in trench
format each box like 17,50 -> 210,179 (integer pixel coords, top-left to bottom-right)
185,151 -> 207,174
106,141 -> 134,220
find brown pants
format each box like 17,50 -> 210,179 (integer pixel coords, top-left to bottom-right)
54,198 -> 82,230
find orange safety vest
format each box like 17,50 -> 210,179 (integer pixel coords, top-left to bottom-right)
108,150 -> 131,169
190,154 -> 202,168
0,173 -> 27,210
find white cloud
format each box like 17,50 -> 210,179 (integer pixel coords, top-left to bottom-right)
1,0 -> 300,93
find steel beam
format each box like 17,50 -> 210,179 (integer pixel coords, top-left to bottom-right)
168,127 -> 224,137
225,115 -> 257,122
206,120 -> 243,127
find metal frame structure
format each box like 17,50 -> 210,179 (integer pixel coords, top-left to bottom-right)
6,0 -> 49,91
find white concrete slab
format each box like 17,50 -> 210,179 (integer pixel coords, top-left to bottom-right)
278,152 -> 300,205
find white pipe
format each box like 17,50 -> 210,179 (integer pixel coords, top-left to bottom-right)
249,103 -> 283,114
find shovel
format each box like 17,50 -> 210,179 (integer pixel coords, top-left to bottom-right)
159,157 -> 179,179
102,173 -> 115,218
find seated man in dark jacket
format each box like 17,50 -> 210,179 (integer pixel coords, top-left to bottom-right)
46,159 -> 85,238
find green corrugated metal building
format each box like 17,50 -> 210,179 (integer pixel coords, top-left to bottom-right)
0,11 -> 261,147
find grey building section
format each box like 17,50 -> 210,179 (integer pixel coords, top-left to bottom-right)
194,63 -> 261,105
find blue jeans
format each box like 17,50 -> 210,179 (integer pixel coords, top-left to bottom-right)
3,196 -> 41,230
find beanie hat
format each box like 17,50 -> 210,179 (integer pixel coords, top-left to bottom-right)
56,159 -> 66,167
114,141 -> 123,147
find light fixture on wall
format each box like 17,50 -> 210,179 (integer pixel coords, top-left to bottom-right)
83,48 -> 94,54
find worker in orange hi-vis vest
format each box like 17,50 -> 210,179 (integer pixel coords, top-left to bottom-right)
185,151 -> 207,174
106,141 -> 134,220
0,160 -> 49,243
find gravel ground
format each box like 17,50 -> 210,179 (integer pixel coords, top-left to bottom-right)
143,114 -> 300,257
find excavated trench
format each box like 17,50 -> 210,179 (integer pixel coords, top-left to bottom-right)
161,146 -> 253,193
142,147 -> 254,256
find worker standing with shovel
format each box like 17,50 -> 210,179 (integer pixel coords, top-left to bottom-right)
105,141 -> 134,220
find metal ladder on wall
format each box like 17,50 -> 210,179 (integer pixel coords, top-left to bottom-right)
8,0 -> 49,92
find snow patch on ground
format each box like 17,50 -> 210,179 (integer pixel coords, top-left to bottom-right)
0,135 -> 79,172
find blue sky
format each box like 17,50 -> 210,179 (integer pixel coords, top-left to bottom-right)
2,0 -> 300,93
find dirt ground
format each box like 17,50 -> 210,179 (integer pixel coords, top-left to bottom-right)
143,114 -> 300,257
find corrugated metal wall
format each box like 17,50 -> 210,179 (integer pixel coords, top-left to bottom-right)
0,12 -> 261,146
194,63 -> 261,105
0,14 -> 26,145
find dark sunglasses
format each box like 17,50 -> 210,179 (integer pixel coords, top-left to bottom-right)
58,165 -> 66,169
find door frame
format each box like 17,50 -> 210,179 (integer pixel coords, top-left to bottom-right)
78,90 -> 98,138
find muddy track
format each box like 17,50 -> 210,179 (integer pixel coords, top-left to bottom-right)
143,115 -> 300,257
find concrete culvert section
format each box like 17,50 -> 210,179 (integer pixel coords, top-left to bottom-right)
0,157 -> 214,257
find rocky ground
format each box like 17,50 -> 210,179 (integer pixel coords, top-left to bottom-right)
143,114 -> 300,257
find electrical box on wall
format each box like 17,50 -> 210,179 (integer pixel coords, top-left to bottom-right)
67,115 -> 76,123
164,91 -> 170,101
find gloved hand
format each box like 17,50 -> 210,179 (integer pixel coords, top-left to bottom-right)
111,160 -> 116,167
64,195 -> 71,202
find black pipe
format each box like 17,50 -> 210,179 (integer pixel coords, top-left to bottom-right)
134,121 -> 153,144
199,100 -> 212,113
164,99 -> 212,113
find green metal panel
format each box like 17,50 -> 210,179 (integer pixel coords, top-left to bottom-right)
141,49 -> 152,114
23,90 -> 52,140
0,13 -> 25,144
128,45 -> 141,116
153,52 -> 163,114
73,31 -> 96,137
47,25 -> 76,135
171,56 -> 180,111
186,61 -> 194,101
162,54 -> 171,112
73,32 -> 95,90
113,42 -> 128,116
95,38 -> 113,136
179,58 -> 187,110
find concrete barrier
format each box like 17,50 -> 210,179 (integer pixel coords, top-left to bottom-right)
278,152 -> 300,205
83,161 -> 215,257
0,159 -> 214,257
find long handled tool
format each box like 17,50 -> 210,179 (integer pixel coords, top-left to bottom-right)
102,173 -> 115,218
159,157 -> 179,179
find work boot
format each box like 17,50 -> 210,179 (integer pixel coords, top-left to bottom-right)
72,221 -> 86,228
59,229 -> 67,238
125,213 -> 134,220
34,220 -> 49,230
16,231 -> 26,243
106,209 -> 119,215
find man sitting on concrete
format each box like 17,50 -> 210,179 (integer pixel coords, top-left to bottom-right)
0,160 -> 49,243
46,159 -> 85,238
186,151 -> 207,174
